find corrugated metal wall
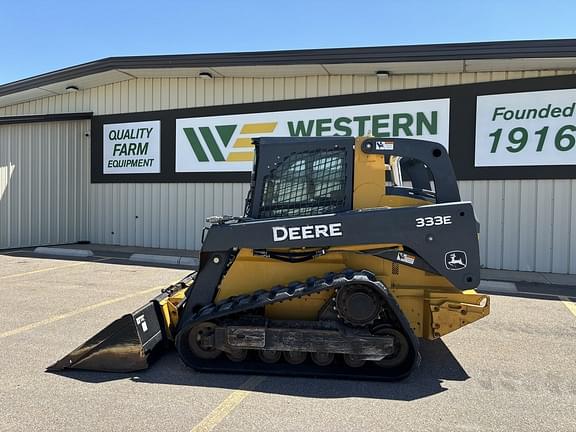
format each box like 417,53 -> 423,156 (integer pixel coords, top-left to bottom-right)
88,182 -> 251,250
0,120 -> 90,249
460,180 -> 576,273
1,70 -> 575,273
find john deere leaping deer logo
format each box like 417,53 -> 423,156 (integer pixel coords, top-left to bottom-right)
182,122 -> 277,163
444,250 -> 467,270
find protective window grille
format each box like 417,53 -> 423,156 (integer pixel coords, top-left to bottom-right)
259,149 -> 347,218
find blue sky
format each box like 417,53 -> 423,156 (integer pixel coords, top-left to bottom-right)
1,0 -> 574,84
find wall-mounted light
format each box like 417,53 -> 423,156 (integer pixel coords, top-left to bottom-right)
198,72 -> 213,80
65,85 -> 79,93
376,70 -> 390,79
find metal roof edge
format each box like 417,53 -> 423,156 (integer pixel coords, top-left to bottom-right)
2,39 -> 576,98
0,112 -> 93,124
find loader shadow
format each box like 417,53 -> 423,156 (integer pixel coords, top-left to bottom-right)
53,339 -> 468,401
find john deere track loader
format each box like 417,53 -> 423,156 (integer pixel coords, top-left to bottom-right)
48,136 -> 489,380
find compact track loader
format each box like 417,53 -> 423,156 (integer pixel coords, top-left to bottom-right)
49,136 -> 490,380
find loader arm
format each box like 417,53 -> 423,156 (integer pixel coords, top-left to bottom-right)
181,201 -> 480,318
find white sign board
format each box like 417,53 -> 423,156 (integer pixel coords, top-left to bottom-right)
475,89 -> 576,167
175,99 -> 450,172
103,120 -> 161,174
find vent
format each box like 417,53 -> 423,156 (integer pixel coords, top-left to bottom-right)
392,262 -> 400,275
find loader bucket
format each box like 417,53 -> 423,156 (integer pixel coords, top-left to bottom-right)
47,300 -> 165,373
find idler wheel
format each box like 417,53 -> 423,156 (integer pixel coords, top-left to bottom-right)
187,322 -> 221,360
372,327 -> 410,368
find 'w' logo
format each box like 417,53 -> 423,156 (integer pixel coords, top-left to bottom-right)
183,122 -> 277,162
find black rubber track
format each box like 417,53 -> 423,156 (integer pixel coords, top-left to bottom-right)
175,270 -> 421,381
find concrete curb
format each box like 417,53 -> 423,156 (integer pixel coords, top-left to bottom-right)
477,280 -> 518,293
34,247 -> 94,258
129,253 -> 199,267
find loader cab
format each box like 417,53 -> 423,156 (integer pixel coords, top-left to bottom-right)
245,136 -> 460,219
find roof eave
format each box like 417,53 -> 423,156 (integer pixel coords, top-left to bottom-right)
2,38 -> 576,98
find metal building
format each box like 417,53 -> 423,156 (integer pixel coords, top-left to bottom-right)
1,40 -> 576,274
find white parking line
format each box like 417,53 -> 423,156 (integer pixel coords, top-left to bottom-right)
0,258 -> 109,281
0,284 -> 162,339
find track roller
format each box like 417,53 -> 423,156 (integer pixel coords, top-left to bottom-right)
311,352 -> 334,366
226,349 -> 248,362
258,350 -> 282,363
283,351 -> 307,365
343,354 -> 366,368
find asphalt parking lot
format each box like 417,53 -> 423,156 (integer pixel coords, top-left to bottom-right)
0,252 -> 575,432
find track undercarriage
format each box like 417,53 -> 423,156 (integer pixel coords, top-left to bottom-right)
175,270 -> 420,380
